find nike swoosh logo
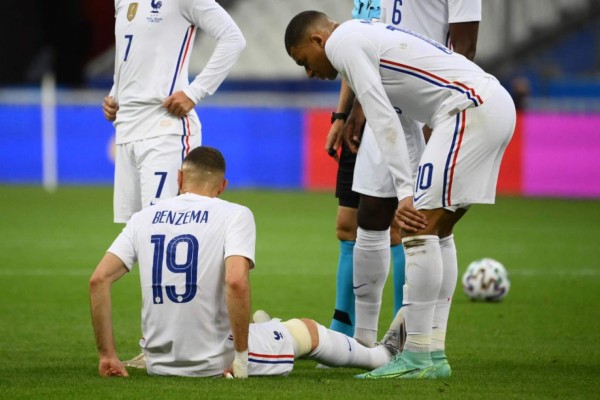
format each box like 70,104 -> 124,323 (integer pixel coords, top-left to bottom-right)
353,284 -> 367,290
413,192 -> 426,202
345,337 -> 352,351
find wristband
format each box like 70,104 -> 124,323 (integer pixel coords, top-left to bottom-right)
232,349 -> 248,379
331,112 -> 348,124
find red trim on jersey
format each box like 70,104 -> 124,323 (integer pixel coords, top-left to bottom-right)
380,58 -> 483,105
178,26 -> 196,77
184,115 -> 191,155
446,110 -> 467,205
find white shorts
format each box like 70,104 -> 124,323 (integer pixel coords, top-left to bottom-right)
353,115 -> 425,198
113,133 -> 200,223
247,321 -> 295,376
414,86 -> 516,210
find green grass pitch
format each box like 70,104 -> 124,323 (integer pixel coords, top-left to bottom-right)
0,186 -> 598,399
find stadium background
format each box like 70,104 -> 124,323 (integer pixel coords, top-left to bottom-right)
1,1 -> 599,398
1,0 -> 599,198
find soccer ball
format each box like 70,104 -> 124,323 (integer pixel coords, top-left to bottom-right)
461,258 -> 510,301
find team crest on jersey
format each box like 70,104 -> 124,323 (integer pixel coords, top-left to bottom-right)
127,3 -> 138,21
151,0 -> 162,13
147,0 -> 163,23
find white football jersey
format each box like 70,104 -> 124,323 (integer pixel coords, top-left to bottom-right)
108,193 -> 256,377
326,19 -> 498,200
112,0 -> 245,144
380,0 -> 481,45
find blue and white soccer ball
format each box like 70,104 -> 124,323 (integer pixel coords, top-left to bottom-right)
461,258 -> 510,301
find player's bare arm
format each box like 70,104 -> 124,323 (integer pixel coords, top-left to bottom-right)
225,255 -> 251,378
89,252 -> 130,377
343,98 -> 366,154
102,96 -> 119,122
449,21 -> 480,61
163,91 -> 196,119
327,79 -> 356,160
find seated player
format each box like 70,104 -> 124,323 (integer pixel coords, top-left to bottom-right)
89,145 -> 404,378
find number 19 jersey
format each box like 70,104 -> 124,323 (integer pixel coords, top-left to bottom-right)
107,193 -> 256,377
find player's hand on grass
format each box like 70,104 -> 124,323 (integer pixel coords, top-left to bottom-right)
163,91 -> 196,118
396,196 -> 428,233
98,357 -> 129,377
223,350 -> 248,379
102,96 -> 119,121
343,100 -> 366,154
325,119 -> 344,162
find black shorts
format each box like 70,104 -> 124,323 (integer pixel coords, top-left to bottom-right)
335,141 -> 360,209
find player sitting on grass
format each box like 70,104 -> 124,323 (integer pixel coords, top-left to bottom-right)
89,145 -> 405,378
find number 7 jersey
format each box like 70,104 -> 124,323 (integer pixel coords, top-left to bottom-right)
112,0 -> 245,144
107,193 -> 256,376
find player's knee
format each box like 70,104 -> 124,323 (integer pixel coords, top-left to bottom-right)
358,196 -> 397,230
283,318 -> 317,357
336,225 -> 357,241
336,208 -> 358,241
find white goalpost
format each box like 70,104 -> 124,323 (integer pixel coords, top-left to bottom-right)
41,72 -> 57,192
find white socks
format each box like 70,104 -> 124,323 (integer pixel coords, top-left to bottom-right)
431,235 -> 457,352
353,227 -> 390,347
402,235 -> 443,353
309,323 -> 390,369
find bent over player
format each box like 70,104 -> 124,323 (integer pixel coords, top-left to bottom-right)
89,146 -> 405,378
325,0 -> 481,350
103,0 -> 245,223
285,11 -> 515,379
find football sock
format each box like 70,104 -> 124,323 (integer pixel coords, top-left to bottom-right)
310,323 -> 390,369
353,227 -> 390,347
402,235 -> 443,353
329,240 -> 356,336
391,243 -> 406,316
431,350 -> 447,364
432,235 -> 457,352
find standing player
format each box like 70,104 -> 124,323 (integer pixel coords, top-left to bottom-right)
89,146 -> 406,378
285,11 -> 515,378
325,0 -> 481,349
102,0 -> 245,223
324,0 -> 382,340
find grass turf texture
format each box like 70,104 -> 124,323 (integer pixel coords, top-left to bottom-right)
0,186 -> 598,399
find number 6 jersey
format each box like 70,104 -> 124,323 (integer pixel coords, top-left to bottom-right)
107,193 -> 256,377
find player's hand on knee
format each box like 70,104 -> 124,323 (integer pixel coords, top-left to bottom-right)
102,96 -> 119,121
163,91 -> 196,118
396,196 -> 427,233
98,356 -> 129,377
325,121 -> 344,162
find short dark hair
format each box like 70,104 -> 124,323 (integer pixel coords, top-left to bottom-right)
284,10 -> 327,55
183,146 -> 226,175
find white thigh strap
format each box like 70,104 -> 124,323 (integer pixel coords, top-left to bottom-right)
282,319 -> 312,358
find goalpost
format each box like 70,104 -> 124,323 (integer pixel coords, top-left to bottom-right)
41,72 -> 57,192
